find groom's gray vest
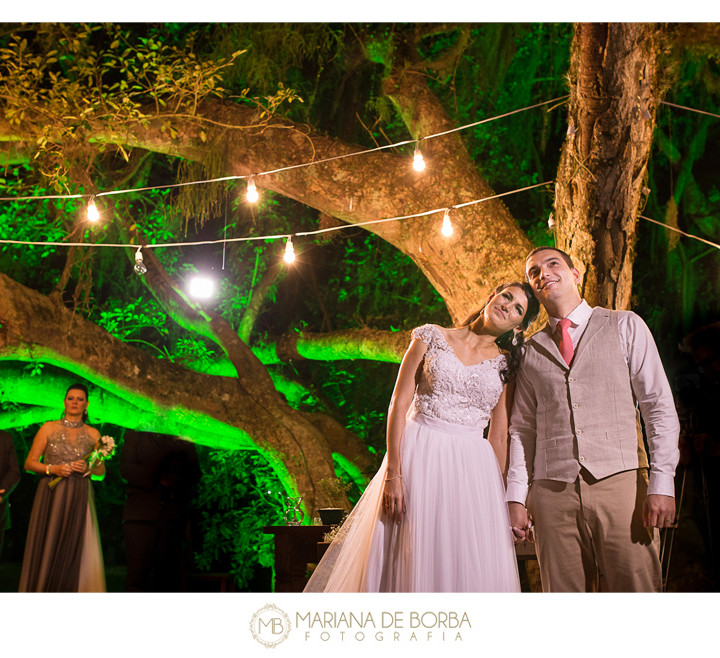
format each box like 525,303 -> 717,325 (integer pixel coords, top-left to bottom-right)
522,307 -> 648,483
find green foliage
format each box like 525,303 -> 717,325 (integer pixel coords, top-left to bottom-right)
210,23 -> 342,113
192,446 -> 285,590
364,28 -> 395,67
91,297 -> 173,359
0,23 -> 300,190
171,336 -> 219,370
299,231 -> 447,333
456,24 -> 571,238
0,25 -> 231,182
23,361 -> 45,378
0,169 -> 79,287
94,296 -> 167,339
636,45 -> 720,359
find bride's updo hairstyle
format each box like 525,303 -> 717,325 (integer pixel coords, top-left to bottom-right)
459,282 -> 539,383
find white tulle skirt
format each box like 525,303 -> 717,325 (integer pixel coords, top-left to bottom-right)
305,411 -> 520,592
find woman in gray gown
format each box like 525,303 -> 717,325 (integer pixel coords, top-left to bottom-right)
19,384 -> 106,592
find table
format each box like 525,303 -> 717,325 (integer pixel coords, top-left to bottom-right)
263,525 -> 331,592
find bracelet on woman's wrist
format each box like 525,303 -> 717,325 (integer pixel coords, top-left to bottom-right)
45,464 -> 50,475
385,474 -> 402,482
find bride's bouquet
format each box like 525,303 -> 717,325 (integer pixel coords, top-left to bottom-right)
48,435 -> 117,489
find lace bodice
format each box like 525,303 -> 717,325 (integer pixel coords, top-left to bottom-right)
44,424 -> 97,465
410,324 -> 507,429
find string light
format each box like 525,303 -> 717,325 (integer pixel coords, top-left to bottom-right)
283,236 -> 296,264
412,143 -> 426,172
441,209 -> 453,237
0,182 -> 560,251
2,95 -> 572,205
0,182 -> 714,264
0,91 -> 713,293
246,176 -> 259,203
6,93 -> 720,208
87,197 -> 100,222
133,246 -> 147,275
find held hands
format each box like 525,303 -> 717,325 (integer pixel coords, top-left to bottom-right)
383,475 -> 405,523
643,494 -> 676,529
508,502 -> 533,543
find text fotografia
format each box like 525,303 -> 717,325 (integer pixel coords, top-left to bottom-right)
297,610 -> 471,643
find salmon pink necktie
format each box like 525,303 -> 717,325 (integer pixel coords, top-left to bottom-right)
557,318 -> 574,365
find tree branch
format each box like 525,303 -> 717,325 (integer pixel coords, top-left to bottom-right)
0,270 -> 372,510
0,92 -> 533,322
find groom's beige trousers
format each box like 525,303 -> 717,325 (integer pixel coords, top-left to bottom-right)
526,467 -> 662,592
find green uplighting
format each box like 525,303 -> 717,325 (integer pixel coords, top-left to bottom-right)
333,452 -> 369,492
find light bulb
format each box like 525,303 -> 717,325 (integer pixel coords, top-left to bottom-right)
246,176 -> 259,203
441,209 -> 453,237
283,236 -> 295,264
188,275 -> 215,299
134,247 -> 147,275
412,146 -> 426,172
87,198 -> 100,222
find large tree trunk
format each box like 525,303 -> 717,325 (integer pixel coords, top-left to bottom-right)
554,23 -> 662,309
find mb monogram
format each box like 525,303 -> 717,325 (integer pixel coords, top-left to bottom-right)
250,604 -> 291,648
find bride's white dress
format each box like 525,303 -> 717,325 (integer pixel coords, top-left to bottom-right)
305,324 -> 520,592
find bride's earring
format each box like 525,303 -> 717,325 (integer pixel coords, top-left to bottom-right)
512,332 -> 520,347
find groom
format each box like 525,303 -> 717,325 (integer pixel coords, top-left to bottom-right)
506,247 -> 679,592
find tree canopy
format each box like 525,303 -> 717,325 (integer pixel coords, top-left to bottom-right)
0,22 -> 719,585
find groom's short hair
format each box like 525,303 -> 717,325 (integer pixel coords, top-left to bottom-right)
525,247 -> 575,277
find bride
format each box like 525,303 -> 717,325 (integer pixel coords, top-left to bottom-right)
305,281 -> 539,592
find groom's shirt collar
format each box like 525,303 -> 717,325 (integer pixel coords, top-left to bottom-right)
547,299 -> 593,332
